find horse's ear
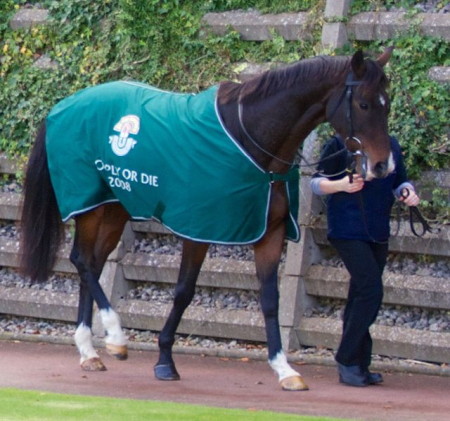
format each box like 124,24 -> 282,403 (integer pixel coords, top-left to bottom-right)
376,46 -> 394,67
350,50 -> 366,79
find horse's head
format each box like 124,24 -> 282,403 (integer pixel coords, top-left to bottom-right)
326,47 -> 394,180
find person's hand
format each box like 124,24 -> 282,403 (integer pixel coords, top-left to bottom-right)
340,174 -> 364,193
399,188 -> 420,207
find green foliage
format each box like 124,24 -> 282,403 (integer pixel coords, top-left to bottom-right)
0,0 -> 119,155
386,36 -> 449,178
351,0 -> 427,12
0,0 -> 322,159
0,0 -> 448,215
113,0 -> 322,88
198,1 -> 316,13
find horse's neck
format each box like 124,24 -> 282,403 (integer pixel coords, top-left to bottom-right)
219,81 -> 336,173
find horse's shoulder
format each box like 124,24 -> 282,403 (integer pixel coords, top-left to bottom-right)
217,81 -> 241,104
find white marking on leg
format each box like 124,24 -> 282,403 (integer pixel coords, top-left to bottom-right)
74,324 -> 99,363
269,351 -> 300,382
100,308 -> 127,346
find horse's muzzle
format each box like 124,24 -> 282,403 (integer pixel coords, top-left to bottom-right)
370,153 -> 394,179
373,161 -> 389,178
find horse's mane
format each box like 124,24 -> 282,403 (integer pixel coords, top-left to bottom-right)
219,54 -> 388,104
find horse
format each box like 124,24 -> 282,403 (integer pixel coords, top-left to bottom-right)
19,47 -> 393,391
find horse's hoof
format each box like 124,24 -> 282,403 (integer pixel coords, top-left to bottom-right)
106,343 -> 128,361
154,363 -> 181,381
280,375 -> 309,391
81,357 -> 107,372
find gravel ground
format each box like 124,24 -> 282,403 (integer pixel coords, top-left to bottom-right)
305,298 -> 450,332
310,255 -> 450,332
128,233 -> 450,334
0,313 -> 446,373
0,181 -> 21,193
2,211 -> 447,371
1,228 -> 449,332
132,235 -> 257,262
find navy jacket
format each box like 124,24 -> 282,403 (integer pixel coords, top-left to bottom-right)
312,136 -> 409,242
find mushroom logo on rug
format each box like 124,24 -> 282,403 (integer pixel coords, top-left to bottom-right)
109,115 -> 140,156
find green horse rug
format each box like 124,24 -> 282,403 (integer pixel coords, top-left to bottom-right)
46,81 -> 300,244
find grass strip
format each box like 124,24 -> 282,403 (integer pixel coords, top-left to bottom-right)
0,388 -> 347,421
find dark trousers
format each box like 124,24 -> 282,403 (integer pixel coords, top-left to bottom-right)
329,238 -> 388,368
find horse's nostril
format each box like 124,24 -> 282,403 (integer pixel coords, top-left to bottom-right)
374,161 -> 388,178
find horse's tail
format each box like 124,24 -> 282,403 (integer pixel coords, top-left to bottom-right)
19,122 -> 65,282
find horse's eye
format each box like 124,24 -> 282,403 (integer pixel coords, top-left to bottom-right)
359,103 -> 369,110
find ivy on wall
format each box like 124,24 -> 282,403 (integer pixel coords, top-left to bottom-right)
351,0 -> 430,12
0,0 -> 322,158
0,0 -> 448,215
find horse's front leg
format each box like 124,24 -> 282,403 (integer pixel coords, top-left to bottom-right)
254,222 -> 309,391
154,239 -> 209,381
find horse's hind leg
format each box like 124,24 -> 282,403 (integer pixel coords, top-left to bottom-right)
71,203 -> 129,371
75,283 -> 106,371
154,239 -> 209,381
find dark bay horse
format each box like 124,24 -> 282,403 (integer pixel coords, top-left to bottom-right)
19,48 -> 393,391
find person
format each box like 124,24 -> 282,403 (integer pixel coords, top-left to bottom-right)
310,135 -> 420,387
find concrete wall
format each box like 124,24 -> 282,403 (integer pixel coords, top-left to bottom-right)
0,143 -> 448,364
2,3 -> 449,367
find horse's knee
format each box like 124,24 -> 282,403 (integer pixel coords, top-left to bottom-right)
70,246 -> 82,270
173,284 -> 195,311
70,246 -> 94,278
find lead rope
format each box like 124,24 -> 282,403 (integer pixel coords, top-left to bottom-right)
391,189 -> 438,237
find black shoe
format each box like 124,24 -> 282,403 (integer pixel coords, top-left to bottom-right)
337,363 -> 369,387
362,368 -> 383,385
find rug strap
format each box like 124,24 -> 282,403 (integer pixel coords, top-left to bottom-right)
268,167 -> 299,183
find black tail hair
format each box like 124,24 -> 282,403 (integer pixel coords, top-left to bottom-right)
19,123 -> 65,281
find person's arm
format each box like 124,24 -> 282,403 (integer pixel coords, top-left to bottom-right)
395,183 -> 420,206
311,136 -> 359,196
390,138 -> 420,207
311,173 -> 365,196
